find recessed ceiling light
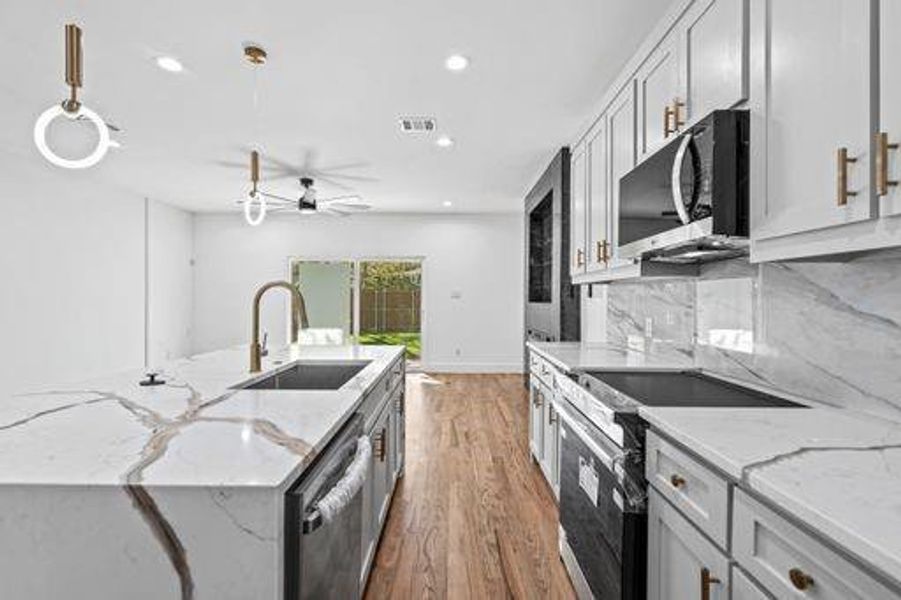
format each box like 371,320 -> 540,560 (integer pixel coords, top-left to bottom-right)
155,56 -> 184,73
442,201 -> 453,207
436,135 -> 454,148
445,54 -> 470,72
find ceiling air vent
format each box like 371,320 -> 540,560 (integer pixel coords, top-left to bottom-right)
399,117 -> 437,133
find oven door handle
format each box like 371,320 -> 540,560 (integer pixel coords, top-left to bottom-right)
554,399 -> 620,472
302,436 -> 371,535
670,132 -> 694,226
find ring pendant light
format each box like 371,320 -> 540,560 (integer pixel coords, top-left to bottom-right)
242,44 -> 269,226
243,149 -> 267,226
33,24 -> 111,169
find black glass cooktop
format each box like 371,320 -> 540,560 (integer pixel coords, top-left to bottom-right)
579,370 -> 805,409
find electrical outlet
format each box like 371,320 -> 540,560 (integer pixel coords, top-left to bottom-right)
645,317 -> 653,338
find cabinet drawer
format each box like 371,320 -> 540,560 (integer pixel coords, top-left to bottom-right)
733,489 -> 900,600
646,430 -> 730,549
732,566 -> 772,600
529,353 -> 555,387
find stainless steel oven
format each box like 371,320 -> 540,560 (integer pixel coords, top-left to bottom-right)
556,397 -> 646,600
618,110 -> 749,263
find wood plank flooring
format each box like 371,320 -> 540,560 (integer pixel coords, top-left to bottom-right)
364,373 -> 576,600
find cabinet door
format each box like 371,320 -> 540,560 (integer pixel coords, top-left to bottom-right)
539,394 -> 558,492
638,30 -> 684,159
751,0 -> 873,240
732,567 -> 772,600
542,402 -> 560,497
371,406 -> 391,531
586,119 -> 610,273
392,386 -> 405,477
570,147 -> 588,277
648,489 -> 730,600
529,380 -> 544,461
880,0 -> 901,216
608,82 -> 637,264
682,0 -> 746,122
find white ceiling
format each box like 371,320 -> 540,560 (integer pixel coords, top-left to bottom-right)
0,0 -> 671,214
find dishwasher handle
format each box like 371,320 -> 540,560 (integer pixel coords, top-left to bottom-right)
302,436 -> 371,534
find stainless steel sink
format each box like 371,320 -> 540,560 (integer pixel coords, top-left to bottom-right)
237,360 -> 371,391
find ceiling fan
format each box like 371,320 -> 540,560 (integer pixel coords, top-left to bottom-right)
238,150 -> 371,225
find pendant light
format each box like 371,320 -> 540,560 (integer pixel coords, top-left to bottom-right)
33,24 -> 111,169
243,149 -> 267,226
242,44 -> 268,226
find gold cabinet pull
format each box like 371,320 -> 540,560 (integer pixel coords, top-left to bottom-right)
672,99 -> 685,130
837,147 -> 858,206
596,240 -> 603,263
670,474 -> 686,488
664,105 -> 675,138
700,567 -> 721,600
788,568 -> 814,591
602,239 -> 610,264
534,389 -> 543,407
877,132 -> 899,196
576,248 -> 584,267
379,427 -> 388,462
548,405 -> 557,425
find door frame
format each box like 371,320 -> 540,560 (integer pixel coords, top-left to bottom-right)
285,255 -> 426,364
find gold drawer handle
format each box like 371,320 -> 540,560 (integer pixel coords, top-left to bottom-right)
672,99 -> 685,129
576,248 -> 584,267
670,474 -> 686,488
789,568 -> 814,591
664,105 -> 675,138
877,132 -> 899,196
701,567 -> 721,600
837,147 -> 858,206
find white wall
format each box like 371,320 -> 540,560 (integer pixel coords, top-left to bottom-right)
147,201 -> 195,366
192,213 -> 524,372
0,157 -> 194,397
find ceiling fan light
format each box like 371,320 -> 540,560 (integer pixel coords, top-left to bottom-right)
33,104 -> 110,169
243,191 -> 267,226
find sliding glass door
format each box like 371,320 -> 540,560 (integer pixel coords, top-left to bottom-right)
289,258 -> 422,366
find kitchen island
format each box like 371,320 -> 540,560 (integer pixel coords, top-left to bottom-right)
0,344 -> 405,600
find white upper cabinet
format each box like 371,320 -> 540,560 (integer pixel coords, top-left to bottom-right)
569,146 -> 588,278
682,0 -> 747,123
586,118 -> 610,273
880,0 -> 901,216
608,82 -> 637,267
750,0 -> 873,241
637,29 -> 684,159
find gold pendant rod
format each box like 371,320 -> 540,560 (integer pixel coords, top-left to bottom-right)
63,23 -> 83,112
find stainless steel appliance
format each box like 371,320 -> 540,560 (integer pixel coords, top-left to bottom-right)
524,148 -> 580,378
285,414 -> 368,599
555,369 -> 805,599
618,110 -> 749,264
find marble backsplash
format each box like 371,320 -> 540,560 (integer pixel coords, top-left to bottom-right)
589,251 -> 901,422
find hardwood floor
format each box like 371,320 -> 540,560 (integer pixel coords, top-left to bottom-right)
364,373 -> 576,600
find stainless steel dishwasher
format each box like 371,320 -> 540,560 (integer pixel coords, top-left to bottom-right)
284,413 -> 370,599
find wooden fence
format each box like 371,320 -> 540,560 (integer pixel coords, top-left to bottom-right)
360,290 -> 421,332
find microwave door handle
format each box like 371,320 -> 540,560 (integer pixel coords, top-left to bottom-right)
670,133 -> 694,226
302,436 -> 372,534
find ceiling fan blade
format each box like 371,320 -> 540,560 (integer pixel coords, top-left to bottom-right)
321,206 -> 353,217
259,190 -> 299,203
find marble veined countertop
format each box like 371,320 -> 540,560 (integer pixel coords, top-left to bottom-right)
527,341 -> 694,373
0,344 -> 404,489
640,406 -> 901,587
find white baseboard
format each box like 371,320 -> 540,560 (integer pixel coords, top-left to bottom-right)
420,362 -> 524,374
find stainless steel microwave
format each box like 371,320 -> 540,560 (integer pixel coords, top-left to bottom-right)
618,110 -> 749,263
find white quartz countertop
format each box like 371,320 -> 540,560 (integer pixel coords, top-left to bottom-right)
640,406 -> 901,587
0,344 -> 404,490
527,341 -> 693,373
